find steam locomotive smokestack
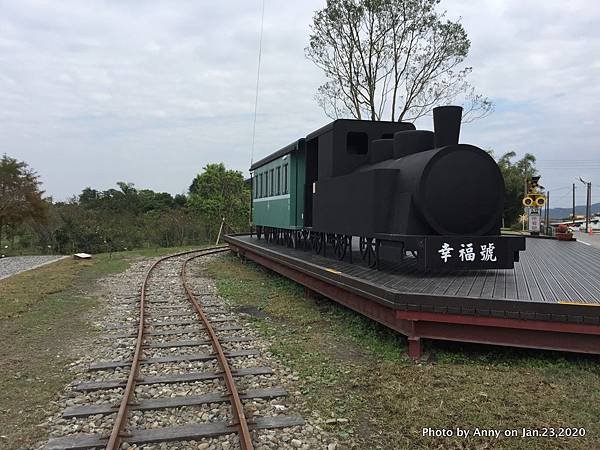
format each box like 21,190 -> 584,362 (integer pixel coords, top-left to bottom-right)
433,105 -> 463,148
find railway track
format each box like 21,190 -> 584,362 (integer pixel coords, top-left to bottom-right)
44,247 -> 304,449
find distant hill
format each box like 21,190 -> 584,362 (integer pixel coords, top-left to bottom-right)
548,203 -> 600,220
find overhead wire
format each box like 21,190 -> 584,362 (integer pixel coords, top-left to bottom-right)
250,0 -> 266,167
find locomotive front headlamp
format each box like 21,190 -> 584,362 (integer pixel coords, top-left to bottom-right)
522,196 -> 534,207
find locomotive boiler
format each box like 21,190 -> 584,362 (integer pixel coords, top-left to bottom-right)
250,106 -> 525,270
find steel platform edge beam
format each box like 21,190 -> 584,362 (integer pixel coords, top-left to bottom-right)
225,236 -> 600,360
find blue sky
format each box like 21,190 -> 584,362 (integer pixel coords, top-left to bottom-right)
1,0 -> 599,207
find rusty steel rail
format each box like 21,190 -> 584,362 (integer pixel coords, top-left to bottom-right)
105,246 -> 228,450
182,253 -> 254,450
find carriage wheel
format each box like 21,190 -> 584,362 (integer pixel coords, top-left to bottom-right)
256,226 -> 262,240
311,231 -> 323,254
292,231 -> 300,249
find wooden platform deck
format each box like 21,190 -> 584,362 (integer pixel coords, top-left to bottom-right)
226,234 -> 600,357
233,234 -> 600,302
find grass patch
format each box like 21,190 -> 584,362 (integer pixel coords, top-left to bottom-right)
205,254 -> 600,450
0,245 -> 203,449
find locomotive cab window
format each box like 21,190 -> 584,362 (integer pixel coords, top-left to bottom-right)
347,132 -> 368,155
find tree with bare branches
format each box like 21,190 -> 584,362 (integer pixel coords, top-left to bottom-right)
306,0 -> 493,122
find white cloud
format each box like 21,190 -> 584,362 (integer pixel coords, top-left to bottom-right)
0,0 -> 599,207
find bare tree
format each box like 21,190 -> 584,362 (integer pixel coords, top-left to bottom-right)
306,0 -> 493,122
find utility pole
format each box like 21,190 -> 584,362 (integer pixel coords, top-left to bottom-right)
572,183 -> 576,223
545,191 -> 550,235
580,178 -> 591,233
588,183 -> 592,230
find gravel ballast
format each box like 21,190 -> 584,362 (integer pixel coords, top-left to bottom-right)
38,251 -> 341,449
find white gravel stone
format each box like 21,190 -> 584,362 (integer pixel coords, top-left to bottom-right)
37,252 -> 340,450
0,254 -> 66,280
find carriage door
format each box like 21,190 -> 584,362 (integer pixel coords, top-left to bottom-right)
304,137 -> 318,227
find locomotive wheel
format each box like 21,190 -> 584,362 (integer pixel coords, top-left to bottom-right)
359,237 -> 369,259
325,233 -> 334,250
302,229 -> 310,251
360,237 -> 378,268
334,234 -> 348,260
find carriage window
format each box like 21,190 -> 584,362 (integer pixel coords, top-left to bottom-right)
265,171 -> 269,197
252,176 -> 256,199
259,173 -> 263,198
347,132 -> 368,155
283,164 -> 288,194
270,169 -> 274,196
276,167 -> 281,195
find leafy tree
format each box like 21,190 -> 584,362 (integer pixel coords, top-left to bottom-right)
188,163 -> 250,239
174,194 -> 187,207
3,162 -> 246,255
494,151 -> 537,227
0,154 -> 48,248
306,0 -> 492,122
79,187 -> 100,208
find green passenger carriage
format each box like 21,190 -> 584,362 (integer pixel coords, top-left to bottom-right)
251,139 -> 306,245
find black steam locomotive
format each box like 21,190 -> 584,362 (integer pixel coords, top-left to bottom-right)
250,106 -> 525,270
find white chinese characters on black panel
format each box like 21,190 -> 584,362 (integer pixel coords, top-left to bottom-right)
438,242 -> 497,263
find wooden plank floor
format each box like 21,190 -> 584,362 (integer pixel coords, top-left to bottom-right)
234,235 -> 600,305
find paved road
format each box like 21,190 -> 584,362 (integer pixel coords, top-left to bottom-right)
0,255 -> 66,281
573,230 -> 600,250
